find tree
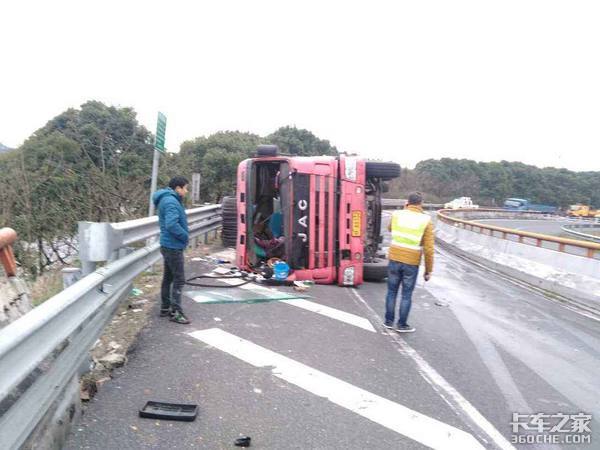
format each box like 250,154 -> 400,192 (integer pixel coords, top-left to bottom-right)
266,126 -> 338,156
0,101 -> 156,276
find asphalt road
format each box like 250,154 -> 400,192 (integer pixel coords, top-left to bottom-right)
474,219 -> 572,237
65,219 -> 599,449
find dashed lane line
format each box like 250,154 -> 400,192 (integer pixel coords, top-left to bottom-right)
280,299 -> 376,332
211,278 -> 376,332
189,328 -> 485,450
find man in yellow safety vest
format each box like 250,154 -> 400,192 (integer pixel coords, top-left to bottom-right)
385,192 -> 434,332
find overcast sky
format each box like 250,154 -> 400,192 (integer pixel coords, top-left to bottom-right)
2,0 -> 599,171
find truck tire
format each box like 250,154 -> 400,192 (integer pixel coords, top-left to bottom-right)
366,162 -> 401,180
221,196 -> 237,248
256,145 -> 279,157
363,258 -> 388,282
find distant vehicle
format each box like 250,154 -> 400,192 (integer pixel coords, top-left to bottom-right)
567,204 -> 600,218
443,197 -> 479,209
503,198 -> 558,214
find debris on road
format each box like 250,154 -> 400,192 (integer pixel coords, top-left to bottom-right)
139,401 -> 198,422
234,436 -> 251,447
293,280 -> 314,292
128,299 -> 149,308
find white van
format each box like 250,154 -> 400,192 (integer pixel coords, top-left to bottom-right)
444,197 -> 479,209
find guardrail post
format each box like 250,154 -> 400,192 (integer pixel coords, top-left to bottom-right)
78,222 -> 117,276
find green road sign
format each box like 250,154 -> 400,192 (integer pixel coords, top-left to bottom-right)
154,112 -> 167,153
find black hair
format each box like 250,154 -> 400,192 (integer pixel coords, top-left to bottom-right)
407,192 -> 423,205
168,176 -> 189,189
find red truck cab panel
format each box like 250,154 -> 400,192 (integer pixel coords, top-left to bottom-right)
337,155 -> 366,286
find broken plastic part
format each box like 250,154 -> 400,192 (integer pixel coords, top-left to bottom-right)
139,401 -> 198,422
234,436 -> 251,447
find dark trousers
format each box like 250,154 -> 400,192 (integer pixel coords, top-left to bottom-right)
160,247 -> 185,313
385,260 -> 419,326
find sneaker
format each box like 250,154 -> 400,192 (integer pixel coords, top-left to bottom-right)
170,311 -> 191,324
396,325 -> 416,333
383,322 -> 394,330
160,308 -> 171,317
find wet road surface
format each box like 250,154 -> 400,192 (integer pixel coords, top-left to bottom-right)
65,216 -> 599,449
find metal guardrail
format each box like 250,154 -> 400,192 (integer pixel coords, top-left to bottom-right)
438,208 -> 600,259
0,204 -> 222,449
561,223 -> 600,243
78,204 -> 222,275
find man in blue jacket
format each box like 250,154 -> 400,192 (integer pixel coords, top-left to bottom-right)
152,176 -> 190,324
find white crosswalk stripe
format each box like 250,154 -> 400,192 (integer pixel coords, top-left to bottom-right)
216,277 -> 376,332
189,328 -> 485,450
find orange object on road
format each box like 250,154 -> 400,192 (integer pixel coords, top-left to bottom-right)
0,227 -> 18,277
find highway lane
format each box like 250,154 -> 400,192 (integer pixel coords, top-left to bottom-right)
65,213 -> 598,449
474,219 -> 574,237
66,249 -> 598,449
446,217 -> 599,259
65,257 -> 490,450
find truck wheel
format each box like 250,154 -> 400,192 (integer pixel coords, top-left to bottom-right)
363,258 -> 388,282
366,162 -> 401,180
221,196 -> 237,248
256,145 -> 279,157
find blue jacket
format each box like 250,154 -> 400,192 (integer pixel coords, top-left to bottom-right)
152,188 -> 189,250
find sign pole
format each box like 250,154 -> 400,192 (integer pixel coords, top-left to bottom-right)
148,148 -> 161,216
148,112 -> 167,216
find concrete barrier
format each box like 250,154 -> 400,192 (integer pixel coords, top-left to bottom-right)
436,219 -> 600,316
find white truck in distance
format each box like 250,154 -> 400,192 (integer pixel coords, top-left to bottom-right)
444,197 -> 479,209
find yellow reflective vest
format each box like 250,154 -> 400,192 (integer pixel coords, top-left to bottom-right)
391,209 -> 431,250
388,205 -> 434,273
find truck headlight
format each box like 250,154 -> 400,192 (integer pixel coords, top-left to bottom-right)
343,266 -> 355,285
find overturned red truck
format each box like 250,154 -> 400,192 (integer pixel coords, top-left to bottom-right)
222,145 -> 400,286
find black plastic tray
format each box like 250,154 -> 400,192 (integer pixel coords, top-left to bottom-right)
139,401 -> 198,421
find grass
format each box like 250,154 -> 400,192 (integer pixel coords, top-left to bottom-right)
30,269 -> 65,306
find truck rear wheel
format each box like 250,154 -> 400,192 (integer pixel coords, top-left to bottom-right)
221,196 -> 237,248
363,258 -> 388,282
366,162 -> 401,180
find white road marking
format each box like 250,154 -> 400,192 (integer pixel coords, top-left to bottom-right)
219,278 -> 376,332
350,289 -> 516,450
280,299 -> 376,332
188,328 -> 484,450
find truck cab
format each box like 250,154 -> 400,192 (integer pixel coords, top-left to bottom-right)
503,198 -> 557,214
221,145 -> 400,286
